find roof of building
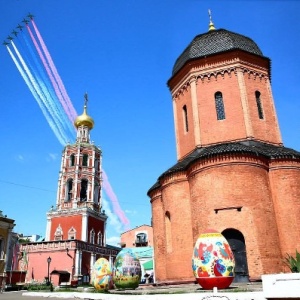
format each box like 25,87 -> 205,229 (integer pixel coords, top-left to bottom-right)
120,224 -> 152,235
143,259 -> 153,270
172,28 -> 265,76
148,140 -> 300,195
127,247 -> 153,259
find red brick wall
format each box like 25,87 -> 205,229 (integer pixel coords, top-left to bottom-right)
120,225 -> 153,248
188,155 -> 282,277
269,160 -> 300,257
50,215 -> 82,240
150,153 -> 291,282
160,172 -> 194,282
150,191 -> 167,281
87,216 -> 105,241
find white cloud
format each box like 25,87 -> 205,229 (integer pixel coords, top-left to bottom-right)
125,209 -> 138,215
102,197 -> 124,234
15,154 -> 24,161
47,153 -> 58,161
106,236 -> 121,247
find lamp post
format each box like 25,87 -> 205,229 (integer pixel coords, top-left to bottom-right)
47,257 -> 51,285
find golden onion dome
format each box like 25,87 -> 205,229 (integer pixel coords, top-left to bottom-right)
74,95 -> 94,130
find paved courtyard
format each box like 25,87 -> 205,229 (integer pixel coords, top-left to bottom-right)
11,282 -> 269,300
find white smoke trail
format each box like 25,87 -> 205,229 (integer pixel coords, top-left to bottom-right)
7,43 -> 67,145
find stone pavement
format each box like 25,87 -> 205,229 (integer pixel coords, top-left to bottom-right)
22,282 -> 267,300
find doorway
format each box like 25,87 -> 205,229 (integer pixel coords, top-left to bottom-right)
222,228 -> 249,282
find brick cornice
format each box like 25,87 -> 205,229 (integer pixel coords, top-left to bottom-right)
172,61 -> 269,99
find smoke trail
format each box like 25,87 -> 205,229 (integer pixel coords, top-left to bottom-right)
26,24 -> 75,129
7,45 -> 66,145
102,170 -> 130,229
6,16 -> 130,230
21,32 -> 75,139
10,40 -> 69,144
30,20 -> 77,121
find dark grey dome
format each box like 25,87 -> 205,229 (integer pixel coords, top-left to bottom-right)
172,29 -> 264,76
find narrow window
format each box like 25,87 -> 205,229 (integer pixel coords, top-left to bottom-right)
82,154 -> 88,167
182,105 -> 189,132
215,92 -> 226,120
54,225 -> 63,241
136,233 -> 147,246
90,229 -> 95,244
68,227 -> 76,240
165,211 -> 172,253
97,232 -> 102,246
66,179 -> 73,201
255,91 -> 264,119
0,238 -> 3,259
70,154 -> 75,166
80,179 -> 88,201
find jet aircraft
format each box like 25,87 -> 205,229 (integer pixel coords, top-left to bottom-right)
7,36 -> 13,40
17,24 -> 23,31
3,41 -> 9,46
12,30 -> 18,37
28,13 -> 34,19
22,18 -> 29,24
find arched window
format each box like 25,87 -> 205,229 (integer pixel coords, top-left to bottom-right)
66,179 -> 73,201
182,105 -> 189,132
68,227 -> 76,240
97,232 -> 102,246
255,91 -> 264,119
80,179 -> 88,201
70,154 -> 75,166
0,236 -> 4,259
54,225 -> 63,241
135,233 -> 147,246
165,211 -> 172,253
82,154 -> 88,167
90,229 -> 95,244
215,92 -> 226,120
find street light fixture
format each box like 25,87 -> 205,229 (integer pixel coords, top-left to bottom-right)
47,257 -> 51,285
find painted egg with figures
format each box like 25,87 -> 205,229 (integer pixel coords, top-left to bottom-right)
91,258 -> 113,291
192,229 -> 235,290
112,248 -> 142,289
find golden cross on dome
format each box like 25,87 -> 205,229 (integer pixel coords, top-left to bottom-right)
208,9 -> 216,31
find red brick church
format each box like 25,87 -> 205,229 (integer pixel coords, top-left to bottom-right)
148,18 -> 300,283
19,98 -> 119,286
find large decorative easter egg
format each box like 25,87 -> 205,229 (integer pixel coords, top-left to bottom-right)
112,248 -> 141,289
91,258 -> 113,291
192,229 -> 235,290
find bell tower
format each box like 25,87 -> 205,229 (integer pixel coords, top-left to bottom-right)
46,94 -> 107,245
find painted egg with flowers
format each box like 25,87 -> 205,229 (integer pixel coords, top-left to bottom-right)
192,229 -> 235,290
91,257 -> 113,291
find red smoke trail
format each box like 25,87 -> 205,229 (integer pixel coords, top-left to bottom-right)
102,170 -> 130,229
26,24 -> 75,126
30,20 -> 77,121
21,31 -> 75,139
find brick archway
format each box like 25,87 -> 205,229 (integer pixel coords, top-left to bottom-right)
222,228 -> 249,283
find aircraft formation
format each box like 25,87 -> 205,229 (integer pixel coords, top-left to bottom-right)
2,13 -> 34,46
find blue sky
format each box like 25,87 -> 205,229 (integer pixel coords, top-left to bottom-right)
0,0 -> 300,246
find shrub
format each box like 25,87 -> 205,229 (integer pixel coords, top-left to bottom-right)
284,250 -> 300,273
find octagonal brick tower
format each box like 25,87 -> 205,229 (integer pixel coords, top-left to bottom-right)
169,24 -> 282,160
148,18 -> 300,284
